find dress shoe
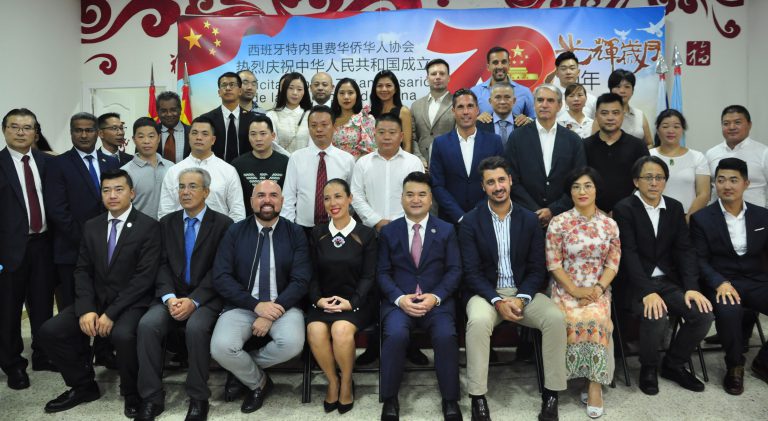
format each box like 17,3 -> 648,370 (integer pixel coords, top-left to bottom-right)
135,400 -> 164,421
185,399 -> 209,421
660,363 -> 705,392
241,375 -> 273,413
723,366 -> 745,395
32,359 -> 59,372
224,372 -> 246,402
94,352 -> 118,370
125,395 -> 141,418
470,395 -> 491,421
406,346 -> 429,366
6,367 -> 30,390
586,389 -> 603,419
381,397 -> 399,421
44,383 -> 101,413
442,399 -> 462,421
338,381 -> 355,414
638,365 -> 659,395
356,347 -> 379,365
538,395 -> 558,421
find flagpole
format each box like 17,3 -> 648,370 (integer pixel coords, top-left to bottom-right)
670,45 -> 684,146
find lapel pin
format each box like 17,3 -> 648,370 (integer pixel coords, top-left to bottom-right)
126,222 -> 133,228
431,228 -> 436,233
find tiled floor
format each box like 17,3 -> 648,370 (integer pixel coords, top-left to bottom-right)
2,318 -> 768,420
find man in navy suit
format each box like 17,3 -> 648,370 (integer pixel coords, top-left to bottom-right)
97,112 -> 133,165
476,82 -> 519,144
430,89 -> 504,224
505,83 -> 586,227
378,171 -> 462,421
690,157 -> 768,395
156,91 -> 191,163
199,72 -> 256,163
459,157 -> 566,421
0,109 -> 57,389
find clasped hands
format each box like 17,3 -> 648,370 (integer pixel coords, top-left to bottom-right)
495,297 -> 525,322
166,297 -> 196,321
398,293 -> 437,317
316,296 -> 352,313
570,285 -> 603,307
251,301 -> 285,337
78,312 -> 114,337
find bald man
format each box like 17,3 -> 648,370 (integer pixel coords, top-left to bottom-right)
310,72 -> 334,107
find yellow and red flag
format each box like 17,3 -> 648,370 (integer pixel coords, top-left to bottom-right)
148,65 -> 159,122
180,62 -> 192,125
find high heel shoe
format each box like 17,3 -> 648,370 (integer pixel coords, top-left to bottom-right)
337,381 -> 355,414
586,388 -> 603,419
324,382 -> 340,413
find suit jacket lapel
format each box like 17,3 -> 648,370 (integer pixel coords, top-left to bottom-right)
434,96 -> 452,128
108,209 -> 138,271
527,125 -> 546,178
397,219 -> 414,269
70,148 -> 100,199
745,206 -> 761,254
478,204 -> 499,265
712,205 -> 736,256
0,149 -> 25,206
193,210 -> 214,254
419,218 -> 438,271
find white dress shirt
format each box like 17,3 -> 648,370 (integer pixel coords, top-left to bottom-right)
106,204 -> 132,243
76,148 -> 102,180
719,199 -> 748,256
351,148 -> 425,227
267,107 -> 310,154
221,105 -> 242,158
536,120 -> 557,176
8,148 -> 47,233
161,121 -> 186,163
457,128 -> 476,176
251,219 -> 278,301
634,191 -> 666,276
428,91 -> 449,125
280,142 -> 355,227
157,153 -> 245,222
706,137 -> 768,207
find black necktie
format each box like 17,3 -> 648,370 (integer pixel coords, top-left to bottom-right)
257,227 -> 272,301
226,113 -> 237,162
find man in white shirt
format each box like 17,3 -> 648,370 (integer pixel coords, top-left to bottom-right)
310,72 -> 334,107
280,105 -> 354,230
552,51 -> 597,118
158,116 -> 245,222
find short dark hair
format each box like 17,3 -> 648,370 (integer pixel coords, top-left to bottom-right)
324,178 -> 351,196
477,156 -> 512,180
721,105 -> 751,123
3,108 -> 38,129
564,83 -> 586,98
275,72 -> 312,111
331,78 -> 364,119
607,69 -> 636,90
70,112 -> 97,129
631,156 -> 669,180
217,72 -> 242,88
452,88 -> 478,108
486,46 -> 509,63
715,157 -> 748,180
402,171 -> 431,189
249,114 -> 274,133
132,117 -> 159,134
100,169 -> 133,189
655,109 -> 688,131
555,51 -> 579,67
374,112 -> 403,130
595,93 -> 624,110
370,70 -> 403,119
156,91 -> 181,110
190,116 -> 215,131
425,58 -> 450,74
564,167 -> 603,197
98,112 -> 121,128
308,105 -> 333,122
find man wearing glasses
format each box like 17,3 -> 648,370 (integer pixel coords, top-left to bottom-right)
98,112 -> 133,165
199,72 -> 257,163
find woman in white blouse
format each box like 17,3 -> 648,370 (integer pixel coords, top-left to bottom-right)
267,72 -> 312,154
557,83 -> 593,139
649,109 -> 710,219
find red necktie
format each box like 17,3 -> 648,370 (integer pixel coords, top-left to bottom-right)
314,151 -> 328,225
21,155 -> 43,233
163,130 -> 176,162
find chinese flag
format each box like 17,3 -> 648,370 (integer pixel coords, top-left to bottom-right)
181,83 -> 192,126
148,66 -> 159,122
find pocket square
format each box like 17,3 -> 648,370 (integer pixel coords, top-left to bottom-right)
755,227 -> 765,232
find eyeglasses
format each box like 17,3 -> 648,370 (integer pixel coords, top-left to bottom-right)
571,183 -> 595,192
179,184 -> 204,192
101,125 -> 125,132
6,124 -> 35,133
637,175 -> 666,183
219,82 -> 239,89
71,128 -> 97,135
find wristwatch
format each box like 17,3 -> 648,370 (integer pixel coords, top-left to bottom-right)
518,296 -> 531,307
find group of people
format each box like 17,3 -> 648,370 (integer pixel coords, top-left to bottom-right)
1,45 -> 767,421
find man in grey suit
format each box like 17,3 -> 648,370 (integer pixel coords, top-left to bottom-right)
411,59 -> 455,166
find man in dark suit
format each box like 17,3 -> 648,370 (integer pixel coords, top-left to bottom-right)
430,89 -> 504,224
460,157 -> 566,421
411,58 -> 455,165
476,82 -> 519,144
613,156 -> 713,396
378,171 -> 462,421
505,83 -> 586,227
199,72 -> 256,163
39,169 -> 161,416
210,179 -> 310,414
690,157 -> 768,395
135,167 -> 233,421
156,91 -> 191,163
98,112 -> 133,165
0,109 -> 57,390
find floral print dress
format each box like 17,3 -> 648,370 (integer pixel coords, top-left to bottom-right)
545,208 -> 621,384
332,105 -> 376,159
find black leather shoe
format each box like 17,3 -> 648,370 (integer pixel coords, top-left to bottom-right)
638,365 -> 659,395
661,363 -> 705,392
337,381 -> 355,414
124,395 -> 141,418
241,375 -> 273,413
94,352 -> 118,370
136,400 -> 164,421
470,395 -> 491,421
442,399 -> 463,421
6,367 -> 30,390
538,395 -> 558,421
723,366 -> 745,395
356,346 -> 379,365
44,383 -> 101,413
185,399 -> 209,421
32,359 -> 59,372
224,372 -> 246,402
406,345 -> 429,366
381,397 -> 399,421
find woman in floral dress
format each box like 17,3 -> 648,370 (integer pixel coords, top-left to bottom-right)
331,78 -> 376,159
545,167 -> 620,419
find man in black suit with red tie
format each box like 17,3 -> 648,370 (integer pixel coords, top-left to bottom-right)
39,169 -> 161,417
155,91 -> 191,163
0,109 -> 57,389
135,167 -> 233,421
199,72 -> 255,163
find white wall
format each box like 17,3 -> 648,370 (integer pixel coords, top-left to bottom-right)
747,1 -> 768,142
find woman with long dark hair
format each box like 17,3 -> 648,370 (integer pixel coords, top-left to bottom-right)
369,70 -> 412,152
331,78 -> 376,159
266,72 -> 312,153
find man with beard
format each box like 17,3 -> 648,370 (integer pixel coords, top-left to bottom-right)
210,179 -> 311,414
310,72 -> 334,107
155,91 -> 190,163
98,112 -> 133,165
459,156 -> 567,421
238,70 -> 267,115
471,46 -> 535,124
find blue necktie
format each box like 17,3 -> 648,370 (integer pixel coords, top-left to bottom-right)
257,227 -> 272,301
184,217 -> 198,285
85,155 -> 100,191
107,219 -> 119,265
498,120 -> 510,142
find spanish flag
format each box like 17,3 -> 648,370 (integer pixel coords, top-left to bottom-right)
180,63 -> 192,126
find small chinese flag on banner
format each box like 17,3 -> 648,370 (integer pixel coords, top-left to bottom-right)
180,63 -> 192,125
148,65 -> 159,122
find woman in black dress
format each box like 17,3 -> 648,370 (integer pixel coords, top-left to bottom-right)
306,178 -> 377,414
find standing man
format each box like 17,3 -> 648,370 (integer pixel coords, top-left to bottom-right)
158,116 -> 245,222
136,168 -> 233,421
410,59 -> 455,165
476,82 -> 518,144
0,109 -> 56,390
583,93 -> 649,214
552,51 -> 596,118
280,105 -> 355,231
310,72 -> 334,107
210,180 -> 310,414
238,70 -> 267,115
378,171 -> 463,421
39,170 -> 161,416
505,84 -> 586,226
613,156 -> 713,396
430,89 -> 504,224
200,72 -> 255,163
471,46 -> 535,121
460,157 -> 567,421
156,91 -> 190,164
98,112 -> 133,165
122,117 -> 173,220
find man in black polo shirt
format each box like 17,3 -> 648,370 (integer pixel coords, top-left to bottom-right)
583,93 -> 649,214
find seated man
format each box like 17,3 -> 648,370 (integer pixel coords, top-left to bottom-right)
613,156 -> 713,396
459,157 -> 566,421
210,179 -> 310,413
378,171 -> 462,421
39,170 -> 161,416
135,168 -> 233,421
690,157 -> 768,395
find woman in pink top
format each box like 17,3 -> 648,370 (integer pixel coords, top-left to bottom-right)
331,78 -> 375,159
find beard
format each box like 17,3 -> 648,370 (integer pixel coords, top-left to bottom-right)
254,205 -> 279,221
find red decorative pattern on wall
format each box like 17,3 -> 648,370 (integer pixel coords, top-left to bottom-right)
84,53 -> 117,75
